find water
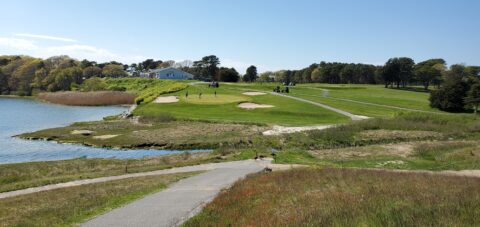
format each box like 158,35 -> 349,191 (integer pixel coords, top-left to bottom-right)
0,97 -> 208,164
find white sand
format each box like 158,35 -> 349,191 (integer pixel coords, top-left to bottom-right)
93,135 -> 119,140
263,125 -> 334,136
242,91 -> 267,96
71,130 -> 94,135
154,96 -> 179,103
238,102 -> 274,109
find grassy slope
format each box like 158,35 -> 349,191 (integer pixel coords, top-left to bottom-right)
134,84 -> 350,126
222,83 -> 444,117
0,172 -> 198,227
185,168 -> 480,227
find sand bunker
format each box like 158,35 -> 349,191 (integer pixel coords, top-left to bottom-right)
71,130 -> 94,136
238,102 -> 274,109
93,135 -> 119,140
154,96 -> 179,103
242,92 -> 267,96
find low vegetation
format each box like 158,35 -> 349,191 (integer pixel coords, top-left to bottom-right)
18,118 -> 267,150
38,91 -> 136,106
0,172 -> 198,227
185,168 -> 480,226
0,152 -> 215,192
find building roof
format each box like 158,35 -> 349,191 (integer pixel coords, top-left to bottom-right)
148,67 -> 194,78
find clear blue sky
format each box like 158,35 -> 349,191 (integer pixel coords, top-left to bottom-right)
1,0 -> 479,72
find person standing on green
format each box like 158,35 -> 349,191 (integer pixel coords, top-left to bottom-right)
185,91 -> 189,99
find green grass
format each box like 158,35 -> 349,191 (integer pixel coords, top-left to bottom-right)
0,172 -> 199,227
185,168 -> 480,226
221,83 -> 446,118
134,84 -> 350,126
104,78 -> 189,104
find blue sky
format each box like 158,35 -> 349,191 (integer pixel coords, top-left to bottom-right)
0,0 -> 479,73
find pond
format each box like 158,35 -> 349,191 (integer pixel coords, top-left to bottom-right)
0,97 -> 207,164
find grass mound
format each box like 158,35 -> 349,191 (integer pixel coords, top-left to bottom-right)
38,91 -> 135,106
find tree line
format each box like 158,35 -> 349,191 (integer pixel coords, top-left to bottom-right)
0,55 -> 127,95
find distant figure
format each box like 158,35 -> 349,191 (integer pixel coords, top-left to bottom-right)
185,91 -> 189,99
285,87 -> 289,93
199,92 -> 202,99
214,91 -> 217,97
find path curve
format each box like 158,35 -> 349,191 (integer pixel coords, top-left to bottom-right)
82,159 -> 272,227
267,91 -> 366,120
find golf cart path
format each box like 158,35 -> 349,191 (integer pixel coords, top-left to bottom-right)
266,91 -> 367,120
82,159 -> 273,227
0,160 -> 273,200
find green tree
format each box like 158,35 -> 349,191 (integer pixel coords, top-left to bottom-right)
382,57 -> 414,88
0,71 -> 8,94
218,67 -> 239,82
102,64 -> 128,78
311,68 -> 321,82
80,77 -> 107,91
414,59 -> 445,90
465,83 -> 480,114
243,65 -> 258,82
82,66 -> 102,79
193,55 -> 220,81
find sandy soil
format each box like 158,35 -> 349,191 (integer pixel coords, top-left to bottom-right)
242,91 -> 267,96
238,102 -> 274,109
70,130 -> 94,135
263,125 -> 333,135
154,96 -> 179,103
93,134 -> 119,140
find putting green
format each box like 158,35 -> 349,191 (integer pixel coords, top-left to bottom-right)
179,94 -> 247,104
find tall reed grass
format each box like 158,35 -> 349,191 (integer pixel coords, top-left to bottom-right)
38,91 -> 135,106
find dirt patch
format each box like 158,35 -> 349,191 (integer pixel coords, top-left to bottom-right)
93,135 -> 119,140
238,102 -> 274,109
242,92 -> 267,96
154,96 -> 179,104
310,143 -> 416,159
70,130 -> 94,136
263,125 -> 333,136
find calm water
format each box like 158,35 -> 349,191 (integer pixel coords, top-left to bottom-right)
0,97 -> 207,164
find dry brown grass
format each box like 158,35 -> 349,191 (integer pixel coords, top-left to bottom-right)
185,168 -> 480,226
38,91 -> 135,106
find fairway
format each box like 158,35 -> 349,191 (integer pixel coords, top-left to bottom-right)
134,83 -> 350,126
221,83 -> 446,118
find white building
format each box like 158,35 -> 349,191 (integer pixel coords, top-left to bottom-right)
140,67 -> 194,80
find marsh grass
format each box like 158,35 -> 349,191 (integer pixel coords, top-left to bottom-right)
185,168 -> 480,226
38,91 -> 135,106
0,172 -> 198,227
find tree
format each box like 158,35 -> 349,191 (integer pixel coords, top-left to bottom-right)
311,68 -> 321,82
82,66 -> 102,79
414,59 -> 445,90
102,64 -> 128,78
258,71 -> 274,82
382,57 -> 414,88
80,77 -> 107,91
465,83 -> 480,114
243,65 -> 258,82
429,67 -> 469,112
193,55 -> 220,81
218,67 -> 239,82
0,71 -> 8,94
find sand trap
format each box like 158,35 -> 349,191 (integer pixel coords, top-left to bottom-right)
243,91 -> 267,96
154,96 -> 179,103
71,130 -> 94,135
238,102 -> 274,109
263,125 -> 333,136
93,135 -> 119,140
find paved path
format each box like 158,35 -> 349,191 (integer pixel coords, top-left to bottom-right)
0,160 -> 271,199
82,159 -> 271,227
